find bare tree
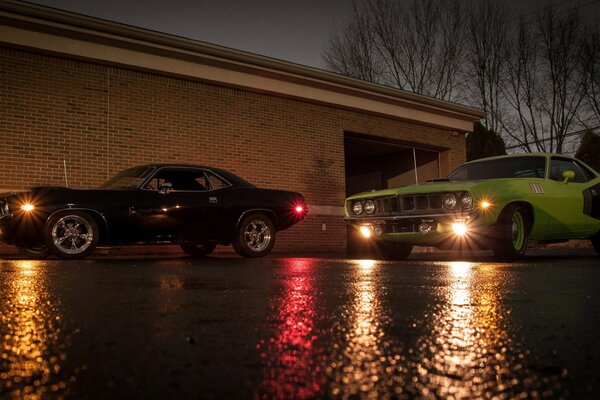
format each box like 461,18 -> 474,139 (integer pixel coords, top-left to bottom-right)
580,25 -> 600,127
501,6 -> 588,153
323,4 -> 383,83
324,0 -> 465,102
463,0 -> 511,134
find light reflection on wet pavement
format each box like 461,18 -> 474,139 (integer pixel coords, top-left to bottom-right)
1,254 -> 599,398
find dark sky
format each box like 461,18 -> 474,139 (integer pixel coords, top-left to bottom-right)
26,0 -> 600,69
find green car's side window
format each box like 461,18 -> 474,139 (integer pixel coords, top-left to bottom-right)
549,157 -> 592,183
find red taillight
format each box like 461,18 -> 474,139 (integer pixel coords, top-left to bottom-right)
295,205 -> 304,213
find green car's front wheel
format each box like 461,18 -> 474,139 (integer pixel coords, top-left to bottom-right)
592,233 -> 600,256
492,204 -> 529,260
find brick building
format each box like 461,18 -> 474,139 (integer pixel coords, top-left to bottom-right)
0,1 -> 483,253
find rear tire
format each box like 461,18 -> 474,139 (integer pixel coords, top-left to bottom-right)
232,213 -> 275,258
44,211 -> 99,259
491,205 -> 529,260
376,241 -> 413,261
180,242 -> 217,257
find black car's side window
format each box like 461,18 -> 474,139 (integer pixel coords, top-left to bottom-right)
205,171 -> 230,190
144,169 -> 209,191
549,158 -> 590,183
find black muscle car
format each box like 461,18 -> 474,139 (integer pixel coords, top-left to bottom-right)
0,165 -> 308,259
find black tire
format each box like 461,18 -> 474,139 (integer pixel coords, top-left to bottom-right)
180,242 -> 217,257
491,204 -> 529,260
44,211 -> 99,259
376,241 -> 413,261
592,233 -> 600,256
17,244 -> 50,259
232,213 -> 276,258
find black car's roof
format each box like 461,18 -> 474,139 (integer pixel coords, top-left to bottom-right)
135,164 -> 255,188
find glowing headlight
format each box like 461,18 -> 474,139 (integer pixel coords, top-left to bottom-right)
364,200 -> 375,214
352,201 -> 363,215
21,203 -> 35,212
443,194 -> 457,209
460,193 -> 473,209
359,226 -> 372,238
452,222 -> 468,236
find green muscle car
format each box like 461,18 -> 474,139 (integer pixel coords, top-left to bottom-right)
345,153 -> 600,259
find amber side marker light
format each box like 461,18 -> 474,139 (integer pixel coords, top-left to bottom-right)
480,200 -> 492,209
21,203 -> 35,212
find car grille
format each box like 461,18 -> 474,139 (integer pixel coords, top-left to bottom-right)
348,192 -> 467,217
0,198 -> 7,216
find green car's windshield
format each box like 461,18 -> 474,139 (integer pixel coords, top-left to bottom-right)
99,166 -> 155,189
448,156 -> 546,180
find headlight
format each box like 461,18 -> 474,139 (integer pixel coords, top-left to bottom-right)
20,203 -> 35,212
460,193 -> 473,209
443,194 -> 457,209
352,201 -> 363,215
364,200 -> 375,214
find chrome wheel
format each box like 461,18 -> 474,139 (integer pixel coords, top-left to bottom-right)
51,215 -> 94,255
243,220 -> 272,252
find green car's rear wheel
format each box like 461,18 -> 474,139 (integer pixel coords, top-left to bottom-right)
492,204 -> 529,259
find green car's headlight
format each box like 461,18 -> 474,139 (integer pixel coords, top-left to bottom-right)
460,193 -> 473,209
352,201 -> 363,215
443,193 -> 457,209
364,200 -> 375,214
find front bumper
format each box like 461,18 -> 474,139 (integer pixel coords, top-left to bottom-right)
345,211 -> 489,246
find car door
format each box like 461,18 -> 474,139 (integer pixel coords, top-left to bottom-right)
128,167 -> 224,242
542,157 -> 598,238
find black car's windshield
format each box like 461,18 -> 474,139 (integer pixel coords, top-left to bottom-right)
99,166 -> 155,189
448,156 -> 547,180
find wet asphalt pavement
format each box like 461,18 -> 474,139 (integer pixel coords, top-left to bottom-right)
1,250 -> 599,399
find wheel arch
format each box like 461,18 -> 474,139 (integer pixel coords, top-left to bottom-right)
499,201 -> 535,235
46,208 -> 109,243
234,209 -> 277,232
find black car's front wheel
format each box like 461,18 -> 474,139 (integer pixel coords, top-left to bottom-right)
233,213 -> 276,258
491,204 -> 529,259
44,211 -> 99,259
180,242 -> 217,257
17,244 -> 50,259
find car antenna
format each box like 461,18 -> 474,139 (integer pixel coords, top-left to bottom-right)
63,159 -> 69,188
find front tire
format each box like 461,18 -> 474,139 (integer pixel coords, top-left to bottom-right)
17,244 -> 50,259
44,211 -> 99,259
233,213 -> 276,258
492,205 -> 529,259
376,241 -> 413,261
180,242 -> 217,257
592,233 -> 600,256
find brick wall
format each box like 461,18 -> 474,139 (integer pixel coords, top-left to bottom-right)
0,47 -> 467,252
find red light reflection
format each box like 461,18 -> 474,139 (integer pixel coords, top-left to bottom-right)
255,258 -> 325,399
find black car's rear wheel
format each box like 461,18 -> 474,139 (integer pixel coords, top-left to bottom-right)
376,241 -> 413,260
491,205 -> 529,259
180,242 -> 217,257
233,213 -> 275,258
44,211 -> 99,259
17,244 -> 50,259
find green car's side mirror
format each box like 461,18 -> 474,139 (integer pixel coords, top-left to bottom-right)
562,170 -> 575,184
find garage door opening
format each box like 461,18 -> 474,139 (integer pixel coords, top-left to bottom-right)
344,133 -> 442,197
344,133 -> 444,254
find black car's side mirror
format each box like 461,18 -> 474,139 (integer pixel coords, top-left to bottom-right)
159,182 -> 173,194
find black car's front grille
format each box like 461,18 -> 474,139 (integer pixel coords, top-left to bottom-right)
0,198 -> 7,216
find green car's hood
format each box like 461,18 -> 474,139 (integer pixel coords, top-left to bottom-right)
347,180 -> 481,200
